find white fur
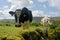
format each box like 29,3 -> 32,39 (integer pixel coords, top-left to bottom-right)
16,11 -> 21,23
41,16 -> 52,27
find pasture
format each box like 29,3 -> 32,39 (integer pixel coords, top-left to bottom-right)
0,20 -> 60,40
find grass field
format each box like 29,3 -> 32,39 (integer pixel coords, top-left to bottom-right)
0,21 -> 60,40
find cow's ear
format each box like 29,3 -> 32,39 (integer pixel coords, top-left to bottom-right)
9,11 -> 15,16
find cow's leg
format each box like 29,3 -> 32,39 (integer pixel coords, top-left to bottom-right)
26,20 -> 30,29
23,20 -> 30,30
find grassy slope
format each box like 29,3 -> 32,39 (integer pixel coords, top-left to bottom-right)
0,24 -> 41,36
0,21 -> 60,39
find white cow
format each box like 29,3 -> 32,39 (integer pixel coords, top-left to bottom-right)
41,16 -> 52,27
40,16 -> 52,33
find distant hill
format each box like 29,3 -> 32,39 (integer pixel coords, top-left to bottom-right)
51,17 -> 60,21
0,17 -> 60,22
0,19 -> 14,23
33,17 -> 60,22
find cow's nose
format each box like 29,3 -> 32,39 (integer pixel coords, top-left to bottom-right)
15,25 -> 21,27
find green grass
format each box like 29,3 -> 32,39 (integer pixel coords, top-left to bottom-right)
0,26 -> 42,35
0,21 -> 60,40
0,21 -> 60,36
0,26 -> 20,35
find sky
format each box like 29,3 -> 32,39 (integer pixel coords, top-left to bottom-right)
0,0 -> 60,19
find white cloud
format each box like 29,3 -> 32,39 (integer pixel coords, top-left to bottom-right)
43,4 -> 47,8
0,7 -> 14,19
48,0 -> 60,9
48,12 -> 60,17
38,0 -> 47,2
7,0 -> 33,9
0,0 -> 34,19
9,5 -> 17,11
32,10 -> 60,17
3,5 -> 9,9
38,0 -> 60,9
32,10 -> 44,17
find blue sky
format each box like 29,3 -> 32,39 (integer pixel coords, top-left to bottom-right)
0,0 -> 60,19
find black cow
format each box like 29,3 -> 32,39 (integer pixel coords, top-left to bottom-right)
9,7 -> 32,28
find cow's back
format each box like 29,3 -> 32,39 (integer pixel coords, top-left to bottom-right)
20,7 -> 29,23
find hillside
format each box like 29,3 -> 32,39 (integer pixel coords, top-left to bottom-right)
0,17 -> 60,22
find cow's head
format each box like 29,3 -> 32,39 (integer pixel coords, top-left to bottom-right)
15,9 -> 21,17
9,9 -> 21,27
15,9 -> 21,27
